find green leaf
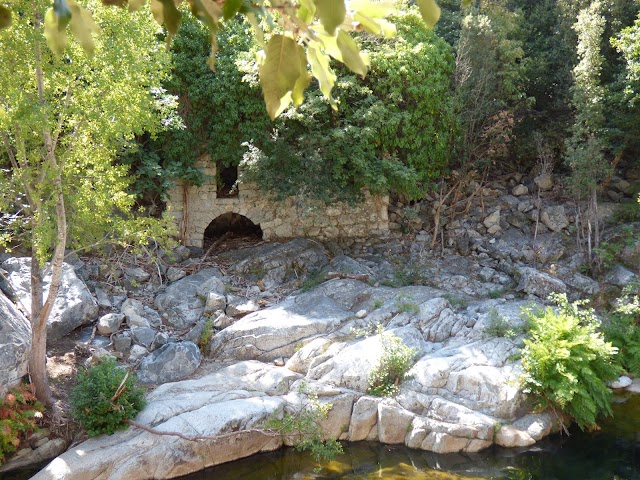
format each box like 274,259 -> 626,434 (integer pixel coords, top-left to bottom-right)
53,0 -> 72,30
315,29 -> 368,77
350,0 -> 394,18
416,0 -> 440,28
314,0 -> 345,35
245,12 -> 264,46
150,0 -> 182,39
128,0 -> 146,11
307,44 -> 337,109
336,30 -> 368,77
298,0 -> 316,24
259,34 -> 310,120
0,4 -> 12,29
44,7 -> 68,56
68,0 -> 99,55
222,0 -> 242,20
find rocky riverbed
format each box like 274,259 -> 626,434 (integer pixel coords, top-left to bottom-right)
1,179 -> 639,478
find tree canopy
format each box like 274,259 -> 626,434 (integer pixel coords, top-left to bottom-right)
0,0 -> 444,120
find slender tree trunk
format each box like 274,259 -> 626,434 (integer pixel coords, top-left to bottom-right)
28,40 -> 68,407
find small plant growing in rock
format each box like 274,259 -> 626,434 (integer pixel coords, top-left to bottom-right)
397,301 -> 419,316
367,331 -> 417,397
485,308 -> 520,338
264,383 -> 343,462
0,383 -> 43,465
71,358 -> 146,436
199,317 -> 215,351
301,269 -> 326,292
520,294 -> 621,431
443,294 -> 468,309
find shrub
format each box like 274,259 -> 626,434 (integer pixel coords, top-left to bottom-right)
0,383 -> 43,465
520,294 -> 621,431
485,308 -> 521,338
604,289 -> 640,375
264,383 -> 343,462
368,331 -> 417,397
71,358 -> 146,436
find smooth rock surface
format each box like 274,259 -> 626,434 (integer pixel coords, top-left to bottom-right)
2,258 -> 98,341
0,290 -> 31,393
137,341 -> 202,384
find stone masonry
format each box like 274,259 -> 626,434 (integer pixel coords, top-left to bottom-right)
166,158 -> 390,247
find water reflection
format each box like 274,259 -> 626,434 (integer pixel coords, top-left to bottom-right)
182,395 -> 640,480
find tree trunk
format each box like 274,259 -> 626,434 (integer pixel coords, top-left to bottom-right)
28,253 -> 51,406
28,40 -> 68,407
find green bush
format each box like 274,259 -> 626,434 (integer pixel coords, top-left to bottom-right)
264,383 -> 343,462
0,384 -> 43,465
368,331 -> 417,397
520,294 -> 621,431
71,358 -> 146,436
604,289 -> 640,375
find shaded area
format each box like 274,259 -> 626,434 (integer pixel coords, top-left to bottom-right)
203,212 -> 263,252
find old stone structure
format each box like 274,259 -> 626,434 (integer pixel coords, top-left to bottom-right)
167,158 -> 390,247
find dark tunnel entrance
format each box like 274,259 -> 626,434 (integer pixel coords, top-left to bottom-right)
203,212 -> 263,250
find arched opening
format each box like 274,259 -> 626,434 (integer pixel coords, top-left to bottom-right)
204,212 -> 263,249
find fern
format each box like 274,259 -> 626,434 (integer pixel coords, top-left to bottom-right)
520,294 -> 621,431
0,383 -> 43,465
604,293 -> 640,376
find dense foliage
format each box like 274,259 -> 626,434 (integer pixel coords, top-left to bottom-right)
605,289 -> 640,376
520,294 -> 621,431
141,9 -> 456,203
0,0 -> 175,258
71,359 -> 146,436
0,384 -> 43,464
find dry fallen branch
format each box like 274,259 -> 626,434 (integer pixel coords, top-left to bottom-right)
325,272 -> 370,282
125,419 -> 279,442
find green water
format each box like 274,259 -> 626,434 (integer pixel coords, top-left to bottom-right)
181,394 -> 640,480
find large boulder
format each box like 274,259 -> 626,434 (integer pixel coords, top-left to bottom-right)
137,341 -> 202,384
209,285 -> 354,361
154,268 -> 221,329
220,239 -> 330,290
0,290 -> 31,394
516,267 -> 567,299
1,258 -> 98,341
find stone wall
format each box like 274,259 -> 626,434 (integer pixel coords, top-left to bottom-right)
166,158 -> 389,247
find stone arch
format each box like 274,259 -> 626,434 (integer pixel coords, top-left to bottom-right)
203,212 -> 263,245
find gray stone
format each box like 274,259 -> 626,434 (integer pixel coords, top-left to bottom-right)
534,173 -> 554,191
516,267 -> 567,299
610,375 -> 633,389
97,313 -> 125,335
605,265 -> 637,288
377,402 -> 414,444
121,298 -> 150,328
131,327 -> 157,349
203,292 -> 226,315
2,257 -> 98,341
128,345 -> 148,363
494,425 -> 535,448
137,341 -> 202,384
151,332 -> 169,351
541,206 -> 569,232
348,396 -> 380,441
166,267 -> 186,283
114,335 -> 132,353
483,210 -> 501,229
94,288 -> 112,309
124,267 -> 150,283
196,276 -> 226,299
0,290 -> 31,394
512,184 -> 529,196
155,268 -> 221,329
226,295 -> 260,317
0,438 -> 66,473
